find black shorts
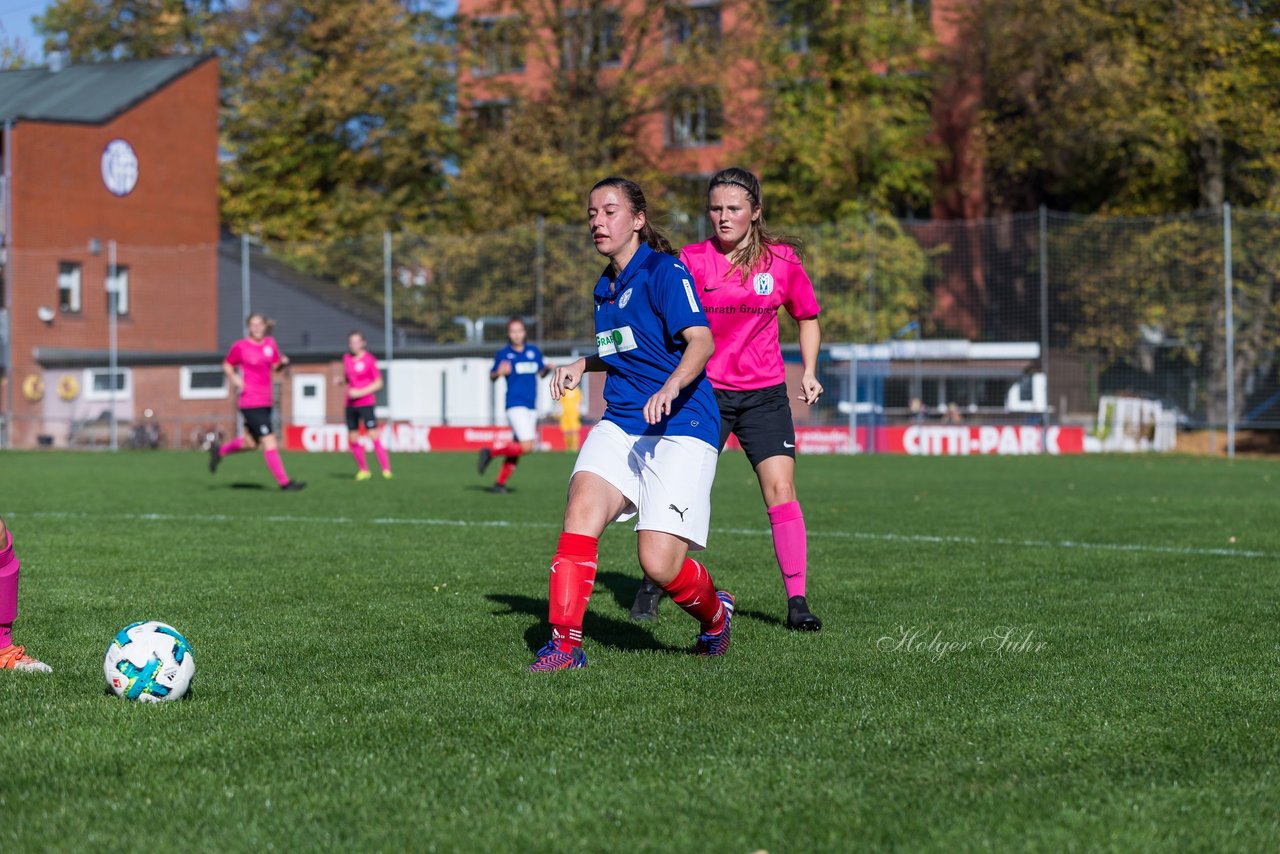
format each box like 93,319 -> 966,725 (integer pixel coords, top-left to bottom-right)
241,407 -> 274,438
715,382 -> 796,468
346,405 -> 378,432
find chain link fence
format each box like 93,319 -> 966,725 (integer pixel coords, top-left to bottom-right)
5,207 -> 1275,453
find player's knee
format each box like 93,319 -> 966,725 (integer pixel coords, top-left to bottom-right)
764,480 -> 797,506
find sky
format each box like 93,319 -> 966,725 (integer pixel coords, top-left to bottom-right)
0,0 -> 54,62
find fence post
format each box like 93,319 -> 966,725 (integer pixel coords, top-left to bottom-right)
1039,205 -> 1050,451
535,215 -> 546,343
1223,203 -> 1235,460
240,232 -> 250,320
108,239 -> 118,451
383,231 -> 394,363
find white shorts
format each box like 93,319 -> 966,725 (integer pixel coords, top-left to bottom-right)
571,419 -> 719,550
505,406 -> 538,443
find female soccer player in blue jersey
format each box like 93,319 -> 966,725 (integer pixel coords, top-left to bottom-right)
478,317 -> 550,493
528,176 -> 734,672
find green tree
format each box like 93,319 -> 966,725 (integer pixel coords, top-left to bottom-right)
218,0 -> 455,243
35,0 -> 220,61
748,0 -> 941,222
970,0 -> 1280,215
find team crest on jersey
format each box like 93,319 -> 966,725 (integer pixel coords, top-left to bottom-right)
618,288 -> 633,309
753,273 -> 775,296
264,345 -> 275,358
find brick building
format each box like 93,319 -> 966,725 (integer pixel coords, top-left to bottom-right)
0,55 -> 220,448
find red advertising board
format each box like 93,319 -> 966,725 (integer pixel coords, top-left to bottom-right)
285,423 -> 1086,456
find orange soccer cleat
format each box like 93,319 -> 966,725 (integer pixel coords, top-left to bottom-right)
0,644 -> 52,673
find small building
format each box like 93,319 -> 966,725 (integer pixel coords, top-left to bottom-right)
0,55 -> 220,448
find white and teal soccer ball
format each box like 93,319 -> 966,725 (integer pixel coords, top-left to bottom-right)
104,621 -> 196,703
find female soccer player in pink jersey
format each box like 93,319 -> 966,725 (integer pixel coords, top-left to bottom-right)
630,167 -> 823,630
209,313 -> 306,491
0,515 -> 51,673
528,176 -> 733,671
340,331 -> 392,480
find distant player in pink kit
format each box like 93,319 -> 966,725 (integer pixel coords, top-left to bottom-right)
0,515 -> 51,673
630,167 -> 824,630
340,331 -> 392,481
209,313 -> 306,491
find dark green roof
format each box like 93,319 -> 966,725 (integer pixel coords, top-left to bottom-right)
0,55 -> 210,124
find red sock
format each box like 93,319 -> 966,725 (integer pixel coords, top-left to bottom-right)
660,558 -> 724,633
493,442 -> 525,458
548,532 -> 598,652
496,458 -> 518,486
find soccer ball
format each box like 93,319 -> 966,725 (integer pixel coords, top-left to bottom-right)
103,621 -> 196,703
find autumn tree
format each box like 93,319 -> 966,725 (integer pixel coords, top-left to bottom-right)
747,0 -> 941,222
218,0 -> 455,243
35,0 -> 222,61
965,1 -> 1280,420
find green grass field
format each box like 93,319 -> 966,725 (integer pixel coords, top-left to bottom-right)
1,448 -> 1277,851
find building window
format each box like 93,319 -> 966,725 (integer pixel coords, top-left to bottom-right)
106,265 -> 129,316
58,261 -> 82,313
474,100 -> 512,133
472,16 -> 526,76
769,0 -> 811,53
562,8 -> 623,70
83,368 -> 131,401
666,87 -> 723,148
667,3 -> 721,50
180,365 -> 228,400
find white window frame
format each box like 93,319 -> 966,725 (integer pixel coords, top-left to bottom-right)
83,367 -> 132,401
58,261 -> 82,313
106,265 -> 129,316
180,365 -> 229,400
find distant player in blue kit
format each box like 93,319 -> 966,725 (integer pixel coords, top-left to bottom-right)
478,317 -> 551,493
528,176 -> 734,671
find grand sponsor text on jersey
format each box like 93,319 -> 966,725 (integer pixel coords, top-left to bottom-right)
592,243 -> 719,445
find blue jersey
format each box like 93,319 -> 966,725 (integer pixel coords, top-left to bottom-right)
592,242 -> 720,445
492,343 -> 545,410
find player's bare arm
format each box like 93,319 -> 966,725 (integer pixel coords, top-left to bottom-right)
796,316 -> 823,405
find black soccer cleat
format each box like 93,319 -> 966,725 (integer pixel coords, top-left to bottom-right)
786,595 -> 822,632
477,448 -> 493,475
629,576 -> 665,622
208,440 -> 221,474
281,480 -> 307,492
488,483 -> 508,494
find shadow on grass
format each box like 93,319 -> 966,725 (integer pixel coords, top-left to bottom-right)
595,570 -> 785,628
222,482 -> 267,490
465,484 -> 516,494
486,592 -> 683,655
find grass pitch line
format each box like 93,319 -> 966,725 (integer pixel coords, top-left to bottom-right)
7,510 -> 1269,559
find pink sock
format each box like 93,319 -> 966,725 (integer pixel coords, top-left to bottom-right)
219,436 -> 247,457
263,448 -> 290,486
372,439 -> 390,473
0,530 -> 19,649
350,440 -> 369,472
768,500 -> 808,599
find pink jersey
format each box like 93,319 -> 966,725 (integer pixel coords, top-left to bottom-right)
680,240 -> 821,391
225,336 -> 281,409
344,351 -> 381,407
